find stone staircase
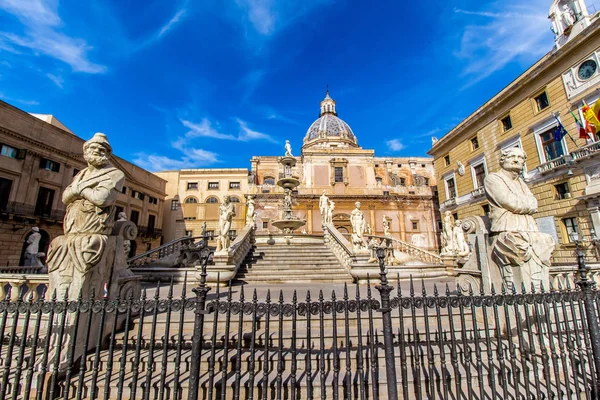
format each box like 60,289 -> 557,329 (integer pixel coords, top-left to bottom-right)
236,241 -> 353,283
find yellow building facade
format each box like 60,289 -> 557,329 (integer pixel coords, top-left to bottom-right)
429,5 -> 600,265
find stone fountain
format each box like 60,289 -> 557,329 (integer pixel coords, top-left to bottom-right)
271,141 -> 306,239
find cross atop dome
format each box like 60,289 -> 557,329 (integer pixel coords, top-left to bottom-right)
320,88 -> 337,116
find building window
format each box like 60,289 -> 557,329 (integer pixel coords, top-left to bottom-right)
445,176 -> 457,199
263,176 -> 275,185
399,177 -> 406,186
444,155 -> 450,166
39,158 -> 60,172
185,197 -> 198,204
501,115 -> 513,132
423,177 -> 430,186
122,186 -> 127,194
540,128 -> 565,161
230,197 -> 241,203
555,182 -> 570,200
482,204 -> 490,216
185,230 -> 193,237
228,230 -> 237,240
147,214 -> 156,234
263,221 -> 268,229
130,210 -> 140,225
187,182 -> 198,190
397,164 -> 402,167
334,167 -> 344,183
206,230 -> 215,239
563,217 -> 579,242
73,168 -> 80,177
34,187 -> 55,217
472,162 -> 486,188
0,177 -> 12,211
148,196 -> 158,204
0,144 -> 18,158
534,92 -> 549,111
229,181 -> 241,189
115,205 -> 124,220
470,136 -> 479,150
206,196 -> 219,204
375,177 -> 382,186
412,221 -> 419,230
383,191 -> 390,196
208,182 -> 219,190
452,213 -> 458,221
171,199 -> 179,211
131,190 -> 145,201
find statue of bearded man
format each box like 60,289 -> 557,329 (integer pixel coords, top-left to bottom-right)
47,133 -> 125,298
484,147 -> 554,292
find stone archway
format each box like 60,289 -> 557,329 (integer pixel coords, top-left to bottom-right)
19,228 -> 50,266
332,213 -> 352,234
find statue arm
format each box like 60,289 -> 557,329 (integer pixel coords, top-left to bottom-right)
484,174 -> 535,214
80,172 -> 125,208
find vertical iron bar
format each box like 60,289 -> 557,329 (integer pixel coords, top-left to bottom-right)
500,284 -> 520,398
420,281 -> 435,399
456,284 -> 474,400
12,291 -> 33,400
207,284 -> 221,400
158,279 -> 175,400
550,282 -> 574,399
233,286 -> 245,400
576,284 -> 597,396
261,290 -> 271,400
540,284 -> 565,398
116,290 -> 135,400
511,285 -> 533,400
247,289 -> 258,400
49,290 -> 70,400
445,285 -> 461,400
355,284 -> 366,400
479,284 -> 498,400
520,283 -> 544,399
576,271 -> 600,396
62,290 -> 83,400
331,291 -> 340,400
275,290 -> 284,400
410,278 -> 423,400
102,294 -> 122,400
531,284 -> 554,397
318,290 -> 326,400
220,285 -> 233,400
129,288 -> 147,400
173,277 -> 187,400
143,283 -> 162,400
0,287 -> 10,358
565,279 -> 589,398
75,290 -> 96,400
398,278 -> 409,400
467,285 -> 485,400
88,292 -> 108,400
306,290 -> 313,400
36,291 -> 56,400
366,281 -> 378,400
433,285 -> 449,400
490,285 -> 509,399
0,289 -> 22,399
291,290 -> 298,400
343,284 -> 352,400
187,252 -> 212,400
23,290 -> 46,400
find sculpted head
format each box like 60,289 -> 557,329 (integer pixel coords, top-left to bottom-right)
223,195 -> 231,204
500,147 -> 527,173
83,133 -> 112,168
355,201 -> 361,209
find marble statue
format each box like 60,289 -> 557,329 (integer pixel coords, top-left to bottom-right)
246,195 -> 256,225
431,137 -> 438,146
283,189 -> 293,213
216,195 -> 236,254
320,191 -> 329,225
457,161 -> 465,176
382,216 -> 391,236
116,213 -> 131,256
24,227 -> 42,267
366,222 -> 372,235
485,147 -> 554,291
117,212 -> 127,221
326,200 -> 334,225
441,211 -> 455,256
562,4 -> 576,26
453,220 -> 470,257
285,140 -> 293,157
350,201 -> 367,252
47,133 -> 125,298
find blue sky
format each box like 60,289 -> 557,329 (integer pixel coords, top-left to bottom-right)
0,0 -> 555,171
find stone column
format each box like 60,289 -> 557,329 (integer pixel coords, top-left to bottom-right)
368,204 -> 376,233
398,210 -> 406,241
307,205 -> 313,233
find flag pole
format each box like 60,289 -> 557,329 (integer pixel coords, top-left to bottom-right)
553,112 -> 579,146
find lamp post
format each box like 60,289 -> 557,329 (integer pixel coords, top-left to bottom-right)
569,231 -> 600,396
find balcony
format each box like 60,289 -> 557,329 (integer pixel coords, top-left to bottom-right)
0,202 -> 65,221
537,155 -> 568,174
441,197 -> 457,208
470,186 -> 486,198
570,140 -> 600,161
136,226 -> 163,239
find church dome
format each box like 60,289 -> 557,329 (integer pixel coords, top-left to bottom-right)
303,91 -> 359,148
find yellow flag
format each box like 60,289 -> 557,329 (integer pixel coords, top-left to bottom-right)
593,98 -> 600,120
583,101 -> 600,127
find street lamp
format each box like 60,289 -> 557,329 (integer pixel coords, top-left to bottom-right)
569,230 -> 591,286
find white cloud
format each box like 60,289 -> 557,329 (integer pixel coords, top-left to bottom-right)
46,72 -> 63,88
386,139 -> 405,152
237,118 -> 277,142
158,6 -> 187,38
133,148 -> 219,171
181,118 -> 237,140
0,92 -> 39,106
453,2 -> 552,86
0,0 -> 105,73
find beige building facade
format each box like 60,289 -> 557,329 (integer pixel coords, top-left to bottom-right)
428,3 -> 600,265
0,100 -> 167,266
159,92 -> 441,251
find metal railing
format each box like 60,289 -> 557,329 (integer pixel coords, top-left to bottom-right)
366,234 -> 443,265
128,236 -> 200,268
1,252 -> 600,399
0,202 -> 65,221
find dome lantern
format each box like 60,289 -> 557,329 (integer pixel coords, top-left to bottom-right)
303,90 -> 359,149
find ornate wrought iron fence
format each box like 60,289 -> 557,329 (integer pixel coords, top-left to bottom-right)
1,254 -> 600,399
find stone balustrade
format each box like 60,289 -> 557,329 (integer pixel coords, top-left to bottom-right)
470,186 -> 486,198
441,197 -> 457,208
209,224 -> 255,285
570,140 -> 600,161
537,155 -> 568,174
323,224 -> 354,269
365,235 -> 443,265
129,236 -> 198,268
0,273 -> 48,301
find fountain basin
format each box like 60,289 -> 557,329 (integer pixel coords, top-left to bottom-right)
277,177 -> 300,190
272,219 -> 306,234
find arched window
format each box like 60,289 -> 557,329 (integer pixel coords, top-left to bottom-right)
263,176 -> 275,186
205,196 -> 219,204
184,197 -> 198,204
230,197 -> 241,203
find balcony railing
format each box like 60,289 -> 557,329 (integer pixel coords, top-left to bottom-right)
441,197 -> 457,208
537,155 -> 568,174
0,202 -> 65,221
570,140 -> 600,161
470,186 -> 485,198
136,225 -> 163,238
